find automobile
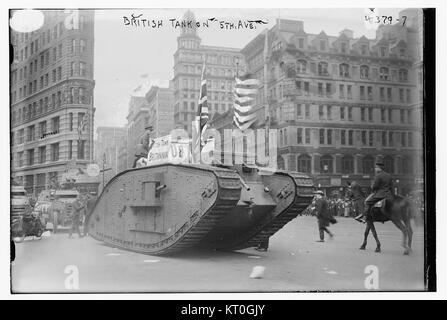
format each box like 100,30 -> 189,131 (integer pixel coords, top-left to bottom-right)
37,189 -> 80,232
11,185 -> 31,217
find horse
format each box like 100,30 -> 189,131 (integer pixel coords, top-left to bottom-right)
359,194 -> 415,255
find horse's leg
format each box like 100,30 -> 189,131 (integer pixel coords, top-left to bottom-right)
360,222 -> 370,250
369,222 -> 381,253
392,219 -> 410,255
403,217 -> 413,252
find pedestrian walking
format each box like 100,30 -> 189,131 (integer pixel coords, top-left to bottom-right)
69,194 -> 84,238
314,191 -> 335,242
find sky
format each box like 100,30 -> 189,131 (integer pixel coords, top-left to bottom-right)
93,8 -> 404,130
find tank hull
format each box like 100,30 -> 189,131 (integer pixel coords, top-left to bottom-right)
87,164 -> 314,255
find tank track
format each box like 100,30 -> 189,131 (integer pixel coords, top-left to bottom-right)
231,171 -> 314,250
88,165 -> 241,255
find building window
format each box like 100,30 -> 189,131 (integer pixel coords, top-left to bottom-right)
39,146 -> 46,164
347,85 -> 352,99
342,156 -> 354,174
340,106 -> 345,120
361,131 -> 367,146
319,129 -> 325,144
348,107 -> 353,120
348,130 -> 353,145
408,132 -> 413,147
77,140 -> 85,159
318,83 -> 323,96
297,128 -> 303,144
319,105 -> 324,119
339,63 -> 349,77
317,38 -> 327,50
70,62 -> 76,76
379,46 -> 388,57
380,87 -> 385,101
320,155 -> 333,173
296,60 -> 307,74
387,88 -> 393,102
363,156 -> 374,174
297,154 -> 311,173
305,104 -> 310,119
327,105 -> 332,120
80,39 -> 86,52
381,109 -> 386,123
327,129 -> 333,145
382,131 -> 387,147
389,132 -> 394,146
339,84 -> 345,99
401,132 -> 407,147
360,65 -> 369,79
318,62 -> 328,76
399,88 -> 405,102
51,143 -> 59,161
369,131 -> 374,147
360,86 -> 365,100
27,149 -> 34,166
379,67 -> 389,80
80,62 -> 86,76
52,116 -> 60,133
402,157 -> 412,174
384,156 -> 394,174
399,69 -> 408,82
388,109 -> 393,123
304,82 -> 310,95
341,130 -> 346,145
305,128 -> 310,144
367,87 -> 373,100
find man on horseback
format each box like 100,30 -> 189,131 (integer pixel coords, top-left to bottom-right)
354,161 -> 394,223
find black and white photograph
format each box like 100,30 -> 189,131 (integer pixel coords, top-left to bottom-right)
2,1 -> 439,298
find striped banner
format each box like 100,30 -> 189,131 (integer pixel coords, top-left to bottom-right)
192,63 -> 209,163
233,74 -> 259,131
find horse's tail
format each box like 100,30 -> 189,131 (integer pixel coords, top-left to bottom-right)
404,198 -> 416,221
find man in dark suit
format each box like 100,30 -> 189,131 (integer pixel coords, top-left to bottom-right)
69,195 -> 84,238
315,190 -> 334,242
355,161 -> 394,223
133,126 -> 154,168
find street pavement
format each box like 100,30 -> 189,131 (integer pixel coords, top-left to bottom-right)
11,215 -> 425,293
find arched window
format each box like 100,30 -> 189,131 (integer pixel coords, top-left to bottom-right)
379,67 -> 389,80
277,156 -> 285,170
360,65 -> 369,79
383,155 -> 394,174
341,155 -> 354,174
362,155 -> 374,174
318,62 -> 328,76
297,60 -> 307,74
320,155 -> 333,173
297,154 -> 311,173
339,63 -> 350,77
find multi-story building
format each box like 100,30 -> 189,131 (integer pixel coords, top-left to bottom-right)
211,16 -> 423,195
95,126 -> 127,178
126,96 -> 150,168
144,85 -> 175,138
172,10 -> 245,134
10,10 -> 95,196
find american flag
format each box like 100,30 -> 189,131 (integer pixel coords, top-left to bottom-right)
192,63 -> 209,163
77,113 -> 89,142
233,74 -> 260,131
